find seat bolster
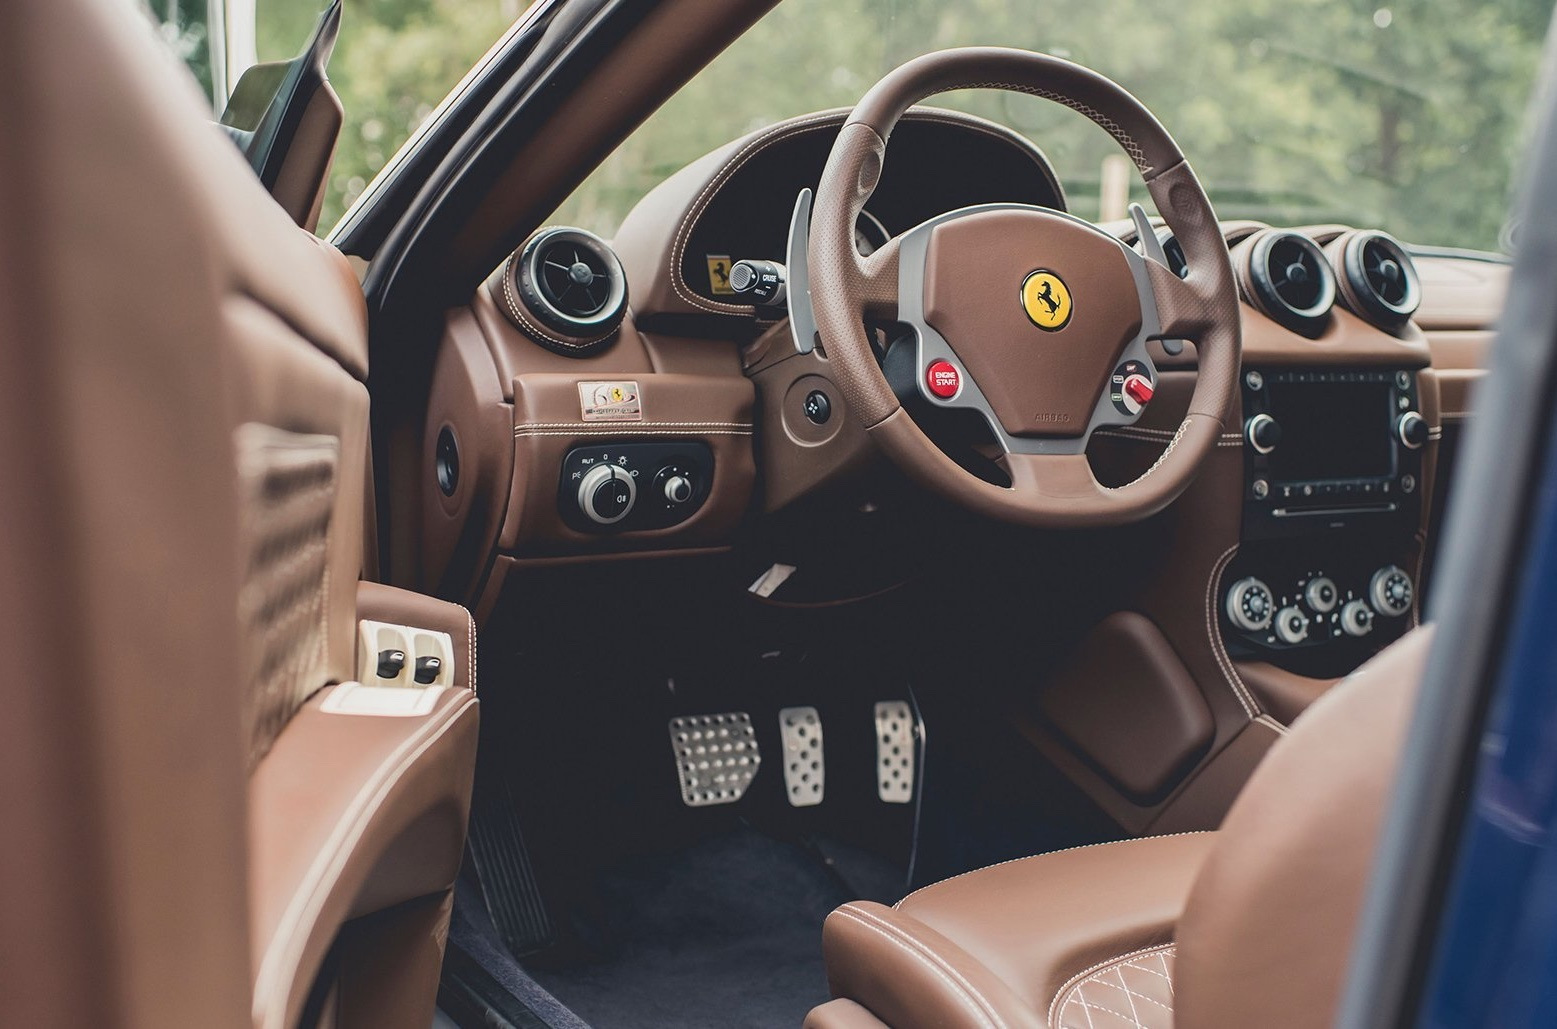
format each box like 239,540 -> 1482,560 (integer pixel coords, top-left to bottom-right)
822,902 -> 1046,1029
818,833 -> 1215,1028
248,684 -> 478,1029
896,832 -> 1215,1017
804,997 -> 892,1028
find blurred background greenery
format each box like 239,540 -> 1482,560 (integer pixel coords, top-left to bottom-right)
149,0 -> 1551,251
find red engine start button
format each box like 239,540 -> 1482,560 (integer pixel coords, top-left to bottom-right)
925,359 -> 961,399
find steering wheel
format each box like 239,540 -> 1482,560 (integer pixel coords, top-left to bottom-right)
809,48 -> 1241,527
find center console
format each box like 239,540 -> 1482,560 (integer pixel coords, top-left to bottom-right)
1221,367 -> 1429,674
1240,368 -> 1427,535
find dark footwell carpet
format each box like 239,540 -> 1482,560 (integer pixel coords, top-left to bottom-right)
525,830 -> 901,1029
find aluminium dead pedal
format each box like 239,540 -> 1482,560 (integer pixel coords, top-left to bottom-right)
875,700 -> 916,804
778,706 -> 824,806
670,712 -> 761,807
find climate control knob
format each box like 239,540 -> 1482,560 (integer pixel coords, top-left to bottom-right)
1370,565 -> 1414,618
577,463 -> 636,525
1225,577 -> 1276,632
1397,411 -> 1429,450
1341,599 -> 1375,637
663,474 -> 693,504
1246,413 -> 1281,454
1304,576 -> 1339,614
1274,605 -> 1310,645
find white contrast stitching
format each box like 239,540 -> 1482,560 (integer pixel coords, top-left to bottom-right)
667,110 -> 1066,315
1100,419 -> 1190,492
894,833 -> 1213,910
252,691 -> 479,1028
515,421 -> 752,430
466,610 -> 477,695
835,905 -> 1005,1029
513,428 -> 752,438
1094,968 -> 1172,1012
669,112 -> 842,315
1048,943 -> 1176,1028
1206,544 -> 1259,717
498,253 -> 611,351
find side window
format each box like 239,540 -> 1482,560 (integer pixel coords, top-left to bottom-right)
140,0 -> 218,106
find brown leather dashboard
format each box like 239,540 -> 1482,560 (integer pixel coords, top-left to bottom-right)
415,106 -> 1510,643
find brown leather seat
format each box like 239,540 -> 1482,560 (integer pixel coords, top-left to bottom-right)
0,1 -> 478,1026
807,628 -> 1432,1029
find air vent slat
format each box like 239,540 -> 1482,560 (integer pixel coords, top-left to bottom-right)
1242,229 -> 1335,338
501,226 -> 629,355
1330,230 -> 1420,332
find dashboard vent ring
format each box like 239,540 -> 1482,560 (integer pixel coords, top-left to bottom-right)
1241,229 -> 1335,337
500,227 -> 629,355
1331,229 -> 1421,331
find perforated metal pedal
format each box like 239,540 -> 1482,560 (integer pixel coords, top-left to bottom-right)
778,706 -> 824,807
670,712 -> 761,807
875,701 -> 916,804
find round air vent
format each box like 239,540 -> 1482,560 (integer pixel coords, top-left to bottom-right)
1236,229 -> 1335,337
1326,229 -> 1420,332
491,227 -> 628,356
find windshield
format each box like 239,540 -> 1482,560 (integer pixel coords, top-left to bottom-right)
555,0 -> 1552,250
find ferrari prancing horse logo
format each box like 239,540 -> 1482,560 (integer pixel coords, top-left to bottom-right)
1021,270 -> 1073,331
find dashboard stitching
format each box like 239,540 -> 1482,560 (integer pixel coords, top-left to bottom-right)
517,421 -> 751,429
667,110 -> 1068,316
1207,543 -> 1260,718
514,429 -> 752,437
669,112 -> 844,316
498,253 -> 611,352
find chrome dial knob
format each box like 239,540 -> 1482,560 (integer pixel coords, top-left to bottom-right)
663,474 -> 693,504
1274,605 -> 1310,645
1370,565 -> 1414,618
1225,577 -> 1276,632
1304,576 -> 1339,614
577,463 -> 636,525
1341,599 -> 1375,637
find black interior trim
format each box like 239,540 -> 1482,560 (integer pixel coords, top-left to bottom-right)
1337,36 -> 1557,1029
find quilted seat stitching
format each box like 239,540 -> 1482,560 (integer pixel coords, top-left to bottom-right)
1049,943 -> 1175,1029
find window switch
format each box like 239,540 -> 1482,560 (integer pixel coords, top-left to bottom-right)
376,649 -> 406,679
414,655 -> 442,685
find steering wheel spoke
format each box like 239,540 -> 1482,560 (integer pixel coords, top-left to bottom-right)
808,48 -> 1241,527
1147,259 -> 1219,342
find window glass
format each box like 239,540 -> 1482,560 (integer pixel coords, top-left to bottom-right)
254,0 -> 523,231
554,0 -> 1554,251
140,0 -> 216,103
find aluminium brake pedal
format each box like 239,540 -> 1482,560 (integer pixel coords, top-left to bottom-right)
670,712 -> 761,807
778,706 -> 824,807
875,700 -> 916,804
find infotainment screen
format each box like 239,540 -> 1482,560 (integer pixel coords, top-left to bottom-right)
1266,379 -> 1395,481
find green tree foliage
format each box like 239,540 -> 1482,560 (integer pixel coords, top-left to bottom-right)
157,0 -> 1551,249
255,0 -> 517,229
552,0 -> 1549,250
